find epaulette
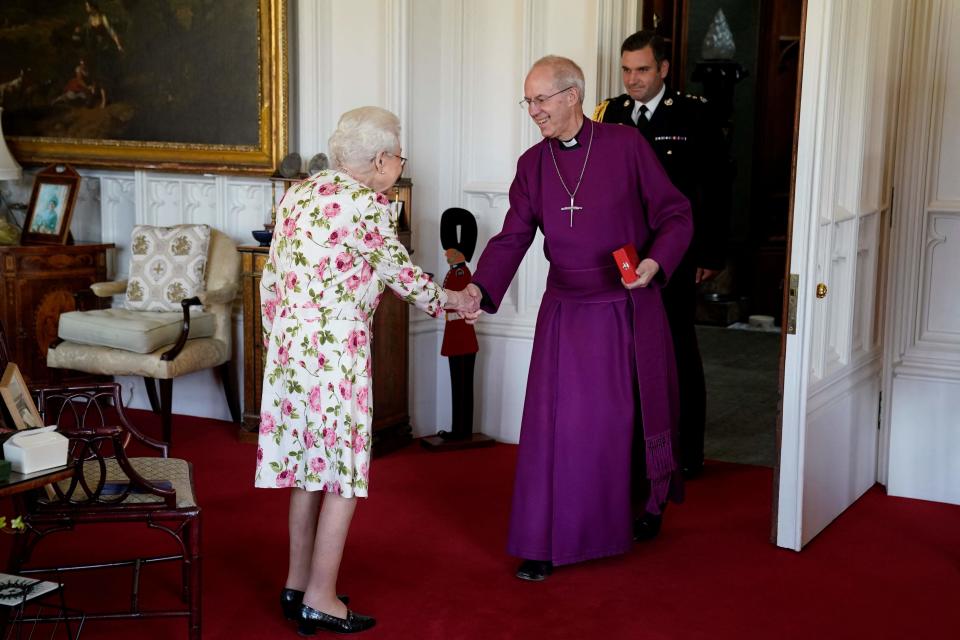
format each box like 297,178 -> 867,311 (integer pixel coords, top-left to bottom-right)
682,91 -> 708,104
592,100 -> 610,122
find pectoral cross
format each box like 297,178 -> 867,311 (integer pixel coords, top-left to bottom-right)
560,196 -> 583,227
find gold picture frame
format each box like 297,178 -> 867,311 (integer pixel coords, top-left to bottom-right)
20,164 -> 81,245
0,0 -> 288,175
0,363 -> 44,430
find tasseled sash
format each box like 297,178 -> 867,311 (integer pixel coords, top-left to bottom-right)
546,263 -> 679,511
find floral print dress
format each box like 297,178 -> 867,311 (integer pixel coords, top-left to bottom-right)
256,171 -> 445,496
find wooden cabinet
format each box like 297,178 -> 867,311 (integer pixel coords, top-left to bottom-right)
0,243 -> 113,385
239,177 -> 415,453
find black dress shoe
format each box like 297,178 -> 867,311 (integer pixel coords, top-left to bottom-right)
298,604 -> 376,636
633,511 -> 663,541
281,589 -> 349,621
515,559 -> 553,581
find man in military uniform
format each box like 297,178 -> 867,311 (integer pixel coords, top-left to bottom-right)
594,31 -> 731,500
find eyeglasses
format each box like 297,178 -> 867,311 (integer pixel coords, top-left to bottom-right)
384,152 -> 407,168
518,86 -> 574,109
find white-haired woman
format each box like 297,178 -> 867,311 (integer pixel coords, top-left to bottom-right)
257,107 -> 478,635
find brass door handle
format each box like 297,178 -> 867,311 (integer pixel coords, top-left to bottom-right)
816,283 -> 828,299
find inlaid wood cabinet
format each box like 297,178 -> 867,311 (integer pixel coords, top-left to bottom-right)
0,243 -> 113,385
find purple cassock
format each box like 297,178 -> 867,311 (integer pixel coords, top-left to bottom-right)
471,118 -> 693,566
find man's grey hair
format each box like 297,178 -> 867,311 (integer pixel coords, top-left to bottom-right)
328,107 -> 401,171
531,55 -> 585,105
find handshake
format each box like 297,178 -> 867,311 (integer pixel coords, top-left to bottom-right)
442,283 -> 484,325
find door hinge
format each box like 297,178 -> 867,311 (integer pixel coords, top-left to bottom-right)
786,274 -> 799,335
877,391 -> 883,430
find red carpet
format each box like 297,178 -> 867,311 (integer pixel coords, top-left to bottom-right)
3,411 -> 958,639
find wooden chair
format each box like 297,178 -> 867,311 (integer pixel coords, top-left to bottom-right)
4,362 -> 202,638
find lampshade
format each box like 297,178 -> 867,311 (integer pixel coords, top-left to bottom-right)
0,108 -> 23,181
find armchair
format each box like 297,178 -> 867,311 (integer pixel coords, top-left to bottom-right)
47,227 -> 241,444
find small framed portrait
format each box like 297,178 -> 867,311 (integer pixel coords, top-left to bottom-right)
0,363 -> 44,430
21,164 -> 81,245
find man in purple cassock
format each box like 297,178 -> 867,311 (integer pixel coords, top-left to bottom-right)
463,55 -> 693,581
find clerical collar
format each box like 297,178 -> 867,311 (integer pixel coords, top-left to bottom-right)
632,84 -> 667,121
557,119 -> 586,150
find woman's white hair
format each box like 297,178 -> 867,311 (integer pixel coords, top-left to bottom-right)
328,107 -> 401,171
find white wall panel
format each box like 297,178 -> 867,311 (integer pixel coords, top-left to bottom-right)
934,1 -> 960,203
330,1 -> 388,130
888,376 -> 960,504
884,0 -> 960,504
922,212 -> 960,339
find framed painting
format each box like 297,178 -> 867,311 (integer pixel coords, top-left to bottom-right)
21,164 -> 80,245
0,0 -> 287,175
0,363 -> 44,430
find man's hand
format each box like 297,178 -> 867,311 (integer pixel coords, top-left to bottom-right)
461,283 -> 484,324
696,267 -> 721,284
623,258 -> 660,289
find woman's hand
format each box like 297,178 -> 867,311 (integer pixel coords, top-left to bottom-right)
623,258 -> 660,289
444,285 -> 481,315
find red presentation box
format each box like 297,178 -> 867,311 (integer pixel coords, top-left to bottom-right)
612,244 -> 640,283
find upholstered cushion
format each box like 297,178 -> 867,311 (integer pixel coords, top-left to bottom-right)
48,457 -> 196,509
48,337 -> 228,379
58,308 -> 216,354
124,224 -> 211,311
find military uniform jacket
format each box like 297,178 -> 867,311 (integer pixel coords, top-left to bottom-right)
593,91 -> 730,270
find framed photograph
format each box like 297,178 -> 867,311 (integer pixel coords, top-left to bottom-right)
21,165 -> 80,245
0,363 -> 44,430
0,0 -> 288,175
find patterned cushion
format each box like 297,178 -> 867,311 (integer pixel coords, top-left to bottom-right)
124,225 -> 211,311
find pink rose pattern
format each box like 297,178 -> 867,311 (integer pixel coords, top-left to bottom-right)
256,171 -> 444,497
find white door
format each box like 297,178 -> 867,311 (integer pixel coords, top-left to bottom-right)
776,0 -> 906,550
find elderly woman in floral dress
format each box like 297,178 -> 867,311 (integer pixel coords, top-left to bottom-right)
257,106 -> 479,635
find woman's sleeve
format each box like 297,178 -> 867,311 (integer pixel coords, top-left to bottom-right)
259,246 -> 280,348
343,196 -> 447,318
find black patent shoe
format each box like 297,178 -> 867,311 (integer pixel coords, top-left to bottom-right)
281,589 -> 349,621
298,604 -> 376,635
633,511 -> 663,541
515,559 -> 553,582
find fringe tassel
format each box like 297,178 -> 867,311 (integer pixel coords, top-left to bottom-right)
644,432 -> 676,481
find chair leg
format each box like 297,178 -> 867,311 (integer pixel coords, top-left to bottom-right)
159,378 -> 173,445
187,517 -> 202,640
143,377 -> 161,414
216,363 -> 242,423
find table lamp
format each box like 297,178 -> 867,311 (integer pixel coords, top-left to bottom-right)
0,107 -> 21,181
0,107 -> 23,244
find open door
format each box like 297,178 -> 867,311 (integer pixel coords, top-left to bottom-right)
775,0 -> 905,550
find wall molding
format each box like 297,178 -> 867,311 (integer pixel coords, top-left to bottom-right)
386,0 -> 411,153
596,0 -> 638,101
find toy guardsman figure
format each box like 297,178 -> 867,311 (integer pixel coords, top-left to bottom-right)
437,208 -> 480,441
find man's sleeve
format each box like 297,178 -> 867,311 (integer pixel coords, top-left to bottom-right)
471,158 -> 540,313
635,136 -> 694,283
